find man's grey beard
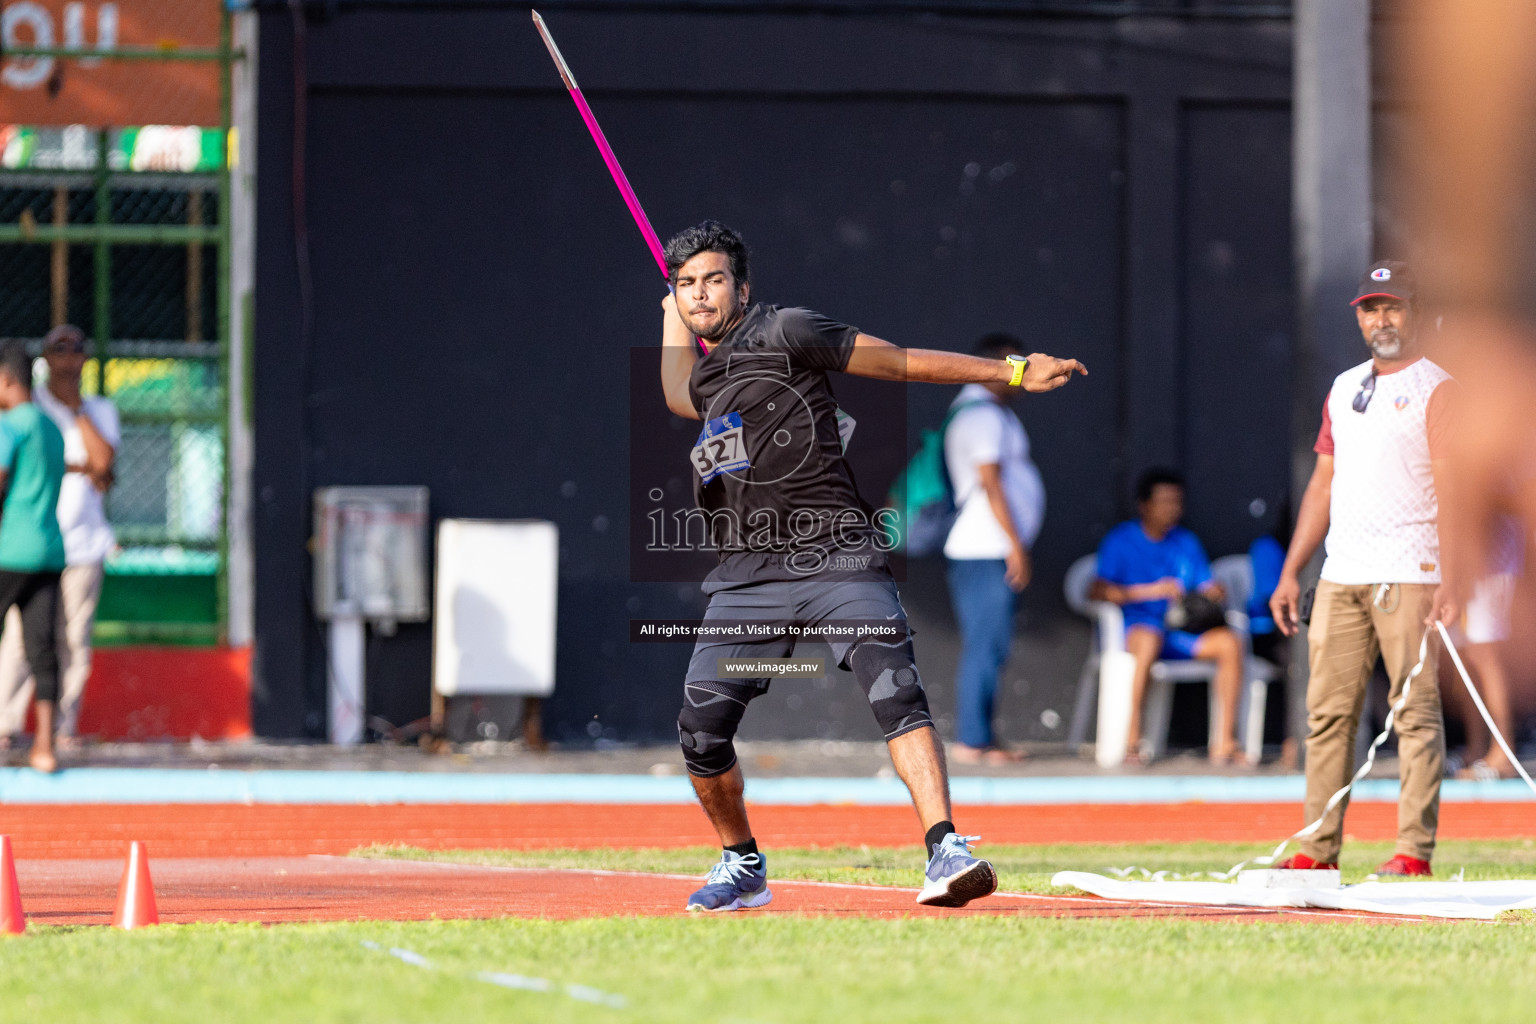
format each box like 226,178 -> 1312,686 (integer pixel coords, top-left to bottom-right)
1369,331 -> 1404,359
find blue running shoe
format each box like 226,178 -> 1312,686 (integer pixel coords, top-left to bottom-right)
686,850 -> 772,912
916,833 -> 997,907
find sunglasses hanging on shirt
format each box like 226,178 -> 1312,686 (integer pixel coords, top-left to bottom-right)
1352,369 -> 1377,413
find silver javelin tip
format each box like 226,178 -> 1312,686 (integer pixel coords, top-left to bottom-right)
530,10 -> 579,91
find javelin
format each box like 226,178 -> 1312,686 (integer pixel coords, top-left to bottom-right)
531,10 -> 669,281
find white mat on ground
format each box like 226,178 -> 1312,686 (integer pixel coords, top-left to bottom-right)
1052,871 -> 1536,921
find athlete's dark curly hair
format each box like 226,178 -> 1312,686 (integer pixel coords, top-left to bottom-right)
664,220 -> 750,288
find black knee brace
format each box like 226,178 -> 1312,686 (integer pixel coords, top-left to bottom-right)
848,636 -> 933,740
677,680 -> 759,777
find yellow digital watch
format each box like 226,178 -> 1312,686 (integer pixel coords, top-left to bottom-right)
1005,354 -> 1029,387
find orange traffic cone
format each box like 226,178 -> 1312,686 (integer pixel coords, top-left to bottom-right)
112,841 -> 159,929
0,835 -> 24,934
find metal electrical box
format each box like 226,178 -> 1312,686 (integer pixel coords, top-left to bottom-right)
313,486 -> 430,624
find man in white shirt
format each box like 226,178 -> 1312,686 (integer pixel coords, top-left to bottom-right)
1270,261 -> 1457,877
0,325 -> 118,748
942,333 -> 1046,763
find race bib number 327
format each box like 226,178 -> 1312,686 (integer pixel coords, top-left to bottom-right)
692,412 -> 750,484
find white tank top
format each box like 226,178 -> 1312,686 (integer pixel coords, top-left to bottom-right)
1319,357 -> 1453,585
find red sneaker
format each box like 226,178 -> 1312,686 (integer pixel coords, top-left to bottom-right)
1275,853 -> 1338,870
1373,854 -> 1431,877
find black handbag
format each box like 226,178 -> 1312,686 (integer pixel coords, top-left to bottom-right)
1164,591 -> 1227,635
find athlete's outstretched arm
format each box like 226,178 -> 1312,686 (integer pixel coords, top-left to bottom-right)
660,294 -> 702,420
843,334 -> 1087,393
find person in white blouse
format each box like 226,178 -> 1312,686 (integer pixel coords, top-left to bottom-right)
942,333 -> 1046,764
0,325 -> 118,749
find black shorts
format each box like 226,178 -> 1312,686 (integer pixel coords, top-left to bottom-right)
0,569 -> 61,702
684,574 -> 911,686
677,572 -> 933,768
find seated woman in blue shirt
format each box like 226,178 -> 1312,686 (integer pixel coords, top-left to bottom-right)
1090,468 -> 1248,766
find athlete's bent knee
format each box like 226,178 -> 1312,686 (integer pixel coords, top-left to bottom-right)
677,680 -> 756,777
848,638 -> 933,740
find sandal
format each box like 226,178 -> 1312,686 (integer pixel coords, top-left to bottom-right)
1456,758 -> 1518,782
1210,740 -> 1259,769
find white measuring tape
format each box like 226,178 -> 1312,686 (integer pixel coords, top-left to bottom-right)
1109,620 -> 1535,883
1437,620 -> 1536,792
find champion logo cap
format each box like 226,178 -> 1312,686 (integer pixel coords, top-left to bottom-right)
1351,259 -> 1416,306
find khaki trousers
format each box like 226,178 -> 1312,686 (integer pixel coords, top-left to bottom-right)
0,562 -> 105,738
1301,580 -> 1445,863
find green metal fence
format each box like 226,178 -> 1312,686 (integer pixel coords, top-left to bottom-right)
0,6 -> 236,644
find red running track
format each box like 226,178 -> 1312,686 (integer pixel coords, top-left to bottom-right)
10,856 -> 1428,927
0,802 -> 1530,860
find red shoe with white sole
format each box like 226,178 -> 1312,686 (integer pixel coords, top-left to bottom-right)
1373,854 -> 1431,877
1274,853 -> 1338,870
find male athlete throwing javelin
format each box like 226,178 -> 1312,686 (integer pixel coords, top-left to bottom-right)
657,222 -> 1086,911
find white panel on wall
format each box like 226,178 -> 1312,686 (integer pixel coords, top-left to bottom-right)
433,519 -> 558,697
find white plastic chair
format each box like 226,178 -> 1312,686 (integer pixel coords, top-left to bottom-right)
1210,553 -> 1283,763
1065,553 -> 1273,764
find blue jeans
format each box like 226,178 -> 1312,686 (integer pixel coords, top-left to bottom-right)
945,558 -> 1016,749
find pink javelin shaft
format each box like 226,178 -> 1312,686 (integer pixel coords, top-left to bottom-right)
532,10 -> 668,279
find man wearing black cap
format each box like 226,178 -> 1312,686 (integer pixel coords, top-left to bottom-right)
1270,259 -> 1457,877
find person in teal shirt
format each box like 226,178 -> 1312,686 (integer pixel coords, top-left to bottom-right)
0,340 -> 65,772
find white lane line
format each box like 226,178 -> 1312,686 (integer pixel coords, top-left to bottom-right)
385,946 -> 430,967
360,940 -> 627,1009
564,984 -> 630,1008
335,855 -> 1435,920
992,889 -> 1432,923
329,854 -> 947,894
471,971 -> 552,994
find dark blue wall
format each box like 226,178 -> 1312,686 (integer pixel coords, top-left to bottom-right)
253,4 -> 1293,743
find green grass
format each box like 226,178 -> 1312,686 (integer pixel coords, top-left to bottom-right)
355,837 -> 1536,893
3,914 -> 1536,1024
3,840 -> 1534,1023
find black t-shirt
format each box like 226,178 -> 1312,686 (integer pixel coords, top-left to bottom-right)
686,304 -> 890,583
